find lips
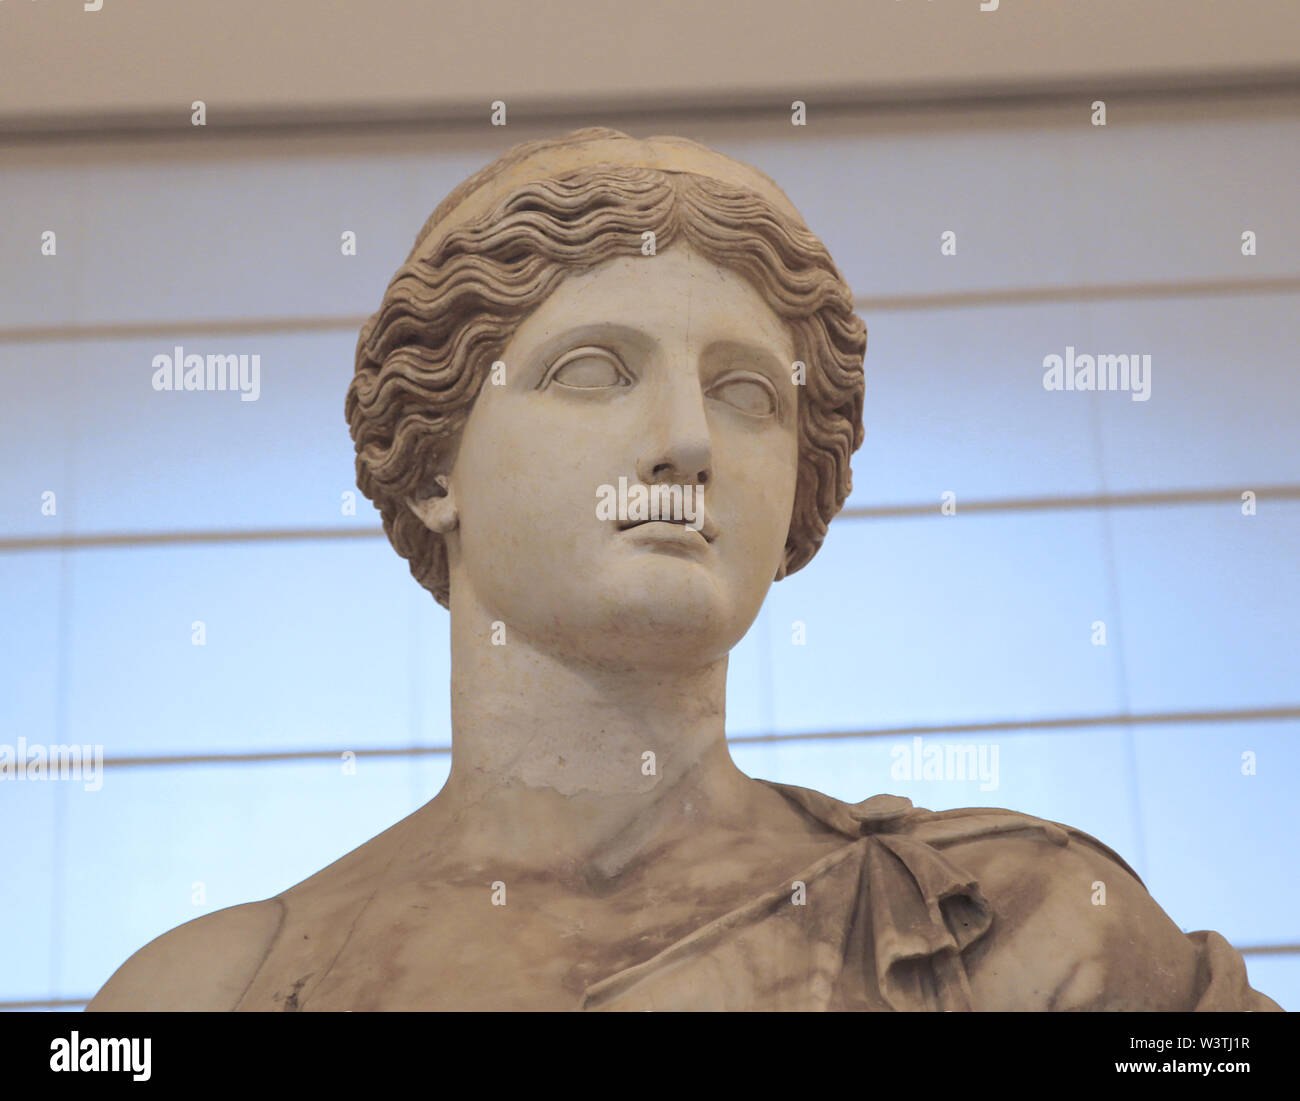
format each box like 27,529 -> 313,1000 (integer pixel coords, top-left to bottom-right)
617,515 -> 718,543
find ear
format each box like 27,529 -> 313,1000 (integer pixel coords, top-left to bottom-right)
406,475 -> 459,535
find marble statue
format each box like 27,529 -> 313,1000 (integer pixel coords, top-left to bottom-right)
89,128 -> 1279,1011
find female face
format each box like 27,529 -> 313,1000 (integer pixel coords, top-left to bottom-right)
442,243 -> 800,671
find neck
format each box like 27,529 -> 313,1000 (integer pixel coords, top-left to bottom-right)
426,585 -> 764,874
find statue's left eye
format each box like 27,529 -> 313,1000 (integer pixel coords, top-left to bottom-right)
708,374 -> 777,417
547,348 -> 629,389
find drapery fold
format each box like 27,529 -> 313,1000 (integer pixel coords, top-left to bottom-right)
580,781 -> 1280,1011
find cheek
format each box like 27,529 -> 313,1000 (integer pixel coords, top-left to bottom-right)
736,424 -> 799,512
759,457 -> 800,555
716,425 -> 800,575
452,400 -> 599,576
452,405 -> 543,565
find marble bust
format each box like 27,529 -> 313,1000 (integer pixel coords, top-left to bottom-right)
90,128 -> 1279,1011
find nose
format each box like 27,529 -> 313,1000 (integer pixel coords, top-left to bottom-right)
635,372 -> 713,487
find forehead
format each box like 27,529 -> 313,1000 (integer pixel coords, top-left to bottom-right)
507,244 -> 796,361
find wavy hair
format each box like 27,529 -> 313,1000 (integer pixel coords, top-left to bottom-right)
346,128 -> 866,608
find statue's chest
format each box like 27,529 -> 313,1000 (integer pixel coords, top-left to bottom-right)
237,833 -> 868,1011
239,877 -> 764,1011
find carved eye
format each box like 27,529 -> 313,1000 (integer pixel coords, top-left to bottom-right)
544,347 -> 630,390
708,373 -> 777,417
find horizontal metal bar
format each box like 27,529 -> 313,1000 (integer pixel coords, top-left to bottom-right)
0,315 -> 368,345
837,485 -> 1300,519
82,706 -> 1300,770
2,69 -> 1297,144
854,275 -> 1300,312
105,745 -> 450,768
3,484 -> 1297,555
725,707 -> 1300,745
0,998 -> 88,1011
1,276 -> 1298,346
0,527 -> 382,553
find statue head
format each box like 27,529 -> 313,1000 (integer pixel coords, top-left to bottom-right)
346,127 -> 865,666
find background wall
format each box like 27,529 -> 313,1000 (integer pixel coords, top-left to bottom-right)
2,0 -> 1299,130
1,2 -> 1298,1011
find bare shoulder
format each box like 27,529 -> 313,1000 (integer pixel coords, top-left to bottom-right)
87,798 -> 426,1012
87,899 -> 285,1012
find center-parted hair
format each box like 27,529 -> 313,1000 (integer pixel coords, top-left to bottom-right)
347,127 -> 866,608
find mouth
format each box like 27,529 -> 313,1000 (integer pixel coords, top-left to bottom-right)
616,519 -> 713,558
616,516 -> 718,543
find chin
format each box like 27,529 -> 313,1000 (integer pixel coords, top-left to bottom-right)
564,560 -> 752,669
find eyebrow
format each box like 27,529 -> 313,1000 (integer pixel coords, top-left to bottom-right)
702,338 -> 791,386
527,323 -> 657,378
530,325 -> 790,378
